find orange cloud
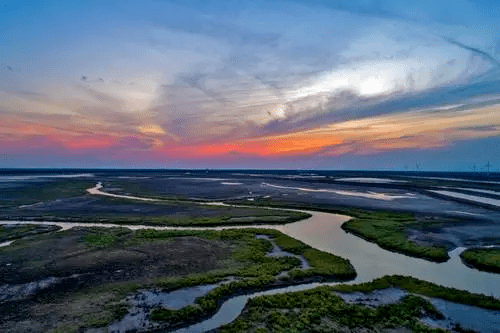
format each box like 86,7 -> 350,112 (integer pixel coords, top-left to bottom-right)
157,131 -> 343,159
62,136 -> 117,150
155,103 -> 500,159
1,99 -> 499,161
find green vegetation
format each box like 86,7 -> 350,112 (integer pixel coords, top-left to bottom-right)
460,247 -> 500,274
110,210 -> 310,227
219,275 -> 500,332
270,232 -> 358,279
273,233 -> 310,254
0,226 -> 356,332
218,285 -> 445,333
332,275 -> 500,310
341,211 -> 449,262
229,199 -> 451,262
149,228 -> 355,329
85,227 -> 131,247
0,224 -> 60,243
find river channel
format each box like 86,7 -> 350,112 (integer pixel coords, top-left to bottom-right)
2,185 -> 500,332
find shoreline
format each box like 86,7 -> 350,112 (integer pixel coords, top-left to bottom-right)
3,183 -> 500,332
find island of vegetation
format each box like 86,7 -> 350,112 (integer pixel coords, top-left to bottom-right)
460,247 -> 500,274
149,228 -> 356,329
218,275 -> 500,333
340,210 -> 450,262
233,197 -> 451,263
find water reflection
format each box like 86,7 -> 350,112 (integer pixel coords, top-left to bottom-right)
274,211 -> 500,298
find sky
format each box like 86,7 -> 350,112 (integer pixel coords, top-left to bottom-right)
1,0 -> 500,170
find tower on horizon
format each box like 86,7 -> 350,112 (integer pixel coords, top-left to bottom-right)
485,161 -> 492,173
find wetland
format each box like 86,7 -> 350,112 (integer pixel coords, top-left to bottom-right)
1,169 -> 500,332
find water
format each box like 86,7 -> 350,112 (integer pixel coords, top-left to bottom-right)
108,285 -> 219,333
336,287 -> 408,307
256,234 -> 309,269
173,282 -> 324,333
2,210 -> 499,297
172,211 -> 500,332
273,211 -> 500,298
0,240 -> 14,247
425,298 -> 500,333
135,285 -> 219,310
3,187 -> 500,332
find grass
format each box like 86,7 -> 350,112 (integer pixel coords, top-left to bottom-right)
218,285 -> 446,333
460,247 -> 500,274
1,225 -> 356,332
84,227 -> 131,247
219,274 -> 500,333
0,224 -> 60,243
332,275 -> 500,310
228,199 -> 451,262
149,228 -> 356,329
269,231 -> 358,279
341,211 -> 450,262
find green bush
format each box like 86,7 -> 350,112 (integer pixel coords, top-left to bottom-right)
460,248 -> 500,274
219,284 -> 447,333
151,228 -> 357,328
333,275 -> 500,310
341,213 -> 449,262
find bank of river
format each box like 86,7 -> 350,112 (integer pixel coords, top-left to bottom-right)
2,184 -> 500,332
272,212 -> 500,298
2,210 -> 499,298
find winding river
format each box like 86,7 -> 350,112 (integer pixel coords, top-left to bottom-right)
2,183 -> 500,332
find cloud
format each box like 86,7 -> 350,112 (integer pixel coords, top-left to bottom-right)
137,124 -> 165,136
1,0 -> 500,166
459,125 -> 499,132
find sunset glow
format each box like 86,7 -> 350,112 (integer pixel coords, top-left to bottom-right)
1,0 -> 500,169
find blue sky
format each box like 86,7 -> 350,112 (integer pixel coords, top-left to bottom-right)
1,0 -> 500,170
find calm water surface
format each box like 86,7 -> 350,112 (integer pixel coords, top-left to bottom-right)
274,211 -> 500,297
3,209 -> 500,333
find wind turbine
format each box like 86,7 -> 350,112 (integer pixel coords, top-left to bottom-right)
485,161 -> 492,173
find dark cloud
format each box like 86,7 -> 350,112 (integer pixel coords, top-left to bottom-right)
443,37 -> 500,67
